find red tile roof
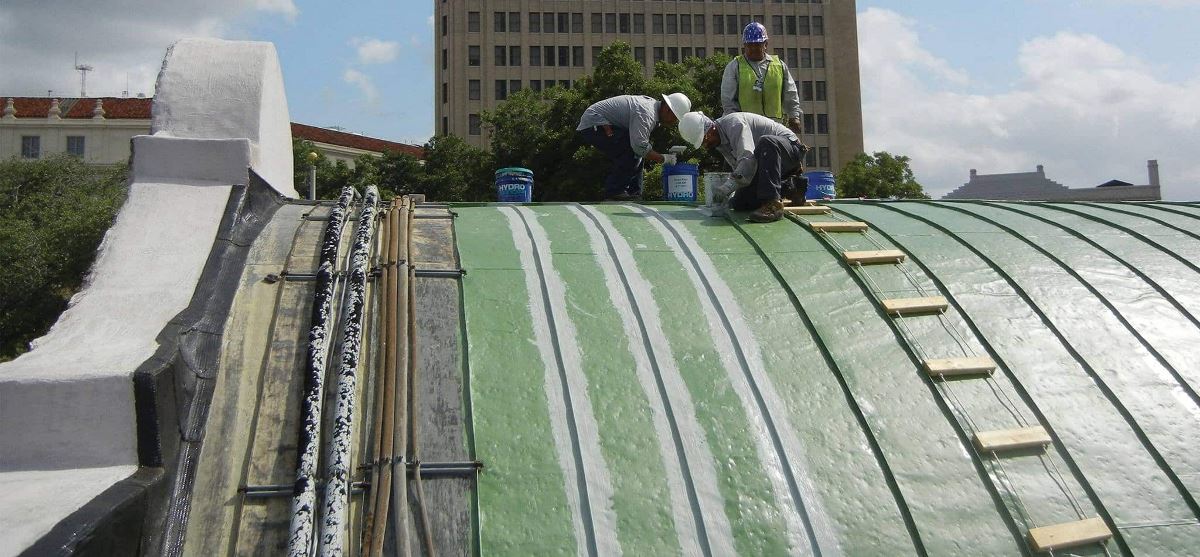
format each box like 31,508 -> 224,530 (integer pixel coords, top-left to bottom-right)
291,122 -> 423,159
3,97 -> 152,119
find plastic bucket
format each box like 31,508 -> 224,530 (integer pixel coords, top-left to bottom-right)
662,163 -> 700,202
804,170 -> 836,200
495,167 -> 534,203
702,172 -> 732,206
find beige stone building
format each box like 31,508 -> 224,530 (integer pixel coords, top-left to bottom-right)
434,0 -> 864,171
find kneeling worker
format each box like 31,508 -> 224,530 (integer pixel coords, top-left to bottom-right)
576,93 -> 692,201
679,111 -> 806,223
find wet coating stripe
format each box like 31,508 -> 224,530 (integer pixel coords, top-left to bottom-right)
639,205 -> 838,556
576,205 -> 737,556
456,208 -> 577,554
507,206 -> 620,557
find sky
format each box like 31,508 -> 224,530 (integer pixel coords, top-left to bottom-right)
1,0 -> 1197,199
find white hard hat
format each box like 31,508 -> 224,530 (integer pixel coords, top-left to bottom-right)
662,92 -> 692,119
679,111 -> 714,148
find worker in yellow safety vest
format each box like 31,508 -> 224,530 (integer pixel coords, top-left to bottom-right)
720,22 -> 804,136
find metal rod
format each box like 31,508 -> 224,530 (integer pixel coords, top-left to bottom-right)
319,186 -> 380,556
413,212 -> 457,219
391,199 -> 413,557
413,268 -> 466,278
361,204 -> 395,557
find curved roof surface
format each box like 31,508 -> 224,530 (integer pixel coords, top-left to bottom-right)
453,200 -> 1200,555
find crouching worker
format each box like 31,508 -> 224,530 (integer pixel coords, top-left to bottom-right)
576,93 -> 692,201
679,111 -> 807,222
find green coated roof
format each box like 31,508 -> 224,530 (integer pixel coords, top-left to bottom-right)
452,200 -> 1200,556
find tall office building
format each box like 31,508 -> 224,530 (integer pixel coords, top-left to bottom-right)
434,0 -> 863,171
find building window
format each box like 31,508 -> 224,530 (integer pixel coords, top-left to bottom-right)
668,47 -> 679,63
66,136 -> 85,157
558,46 -> 569,66
442,116 -> 448,135
803,114 -> 814,133
530,13 -> 541,32
530,46 -> 541,66
510,79 -> 522,94
812,16 -> 823,35
728,47 -> 740,56
593,46 -> 602,64
620,13 -> 630,33
800,48 -> 812,69
694,14 -> 705,34
814,48 -> 825,68
441,48 -> 447,70
696,47 -> 707,58
510,46 -> 521,66
442,82 -> 448,104
771,15 -> 783,36
543,12 -> 554,33
557,12 -> 569,33
495,80 -> 508,101
798,16 -> 810,36
652,14 -> 663,33
634,14 -> 645,33
545,80 -> 556,90
801,80 -> 813,101
726,15 -> 738,35
653,47 -> 664,64
468,46 -> 480,66
572,12 -> 583,33
21,136 -> 40,159
605,13 -> 616,33
510,12 -> 521,32
573,46 -> 584,67
530,80 -> 542,92
634,46 -> 646,66
494,11 -> 506,32
441,15 -> 447,36
591,12 -> 602,33
815,81 -> 827,101
469,79 -> 481,100
469,114 -> 481,136
788,48 -> 800,69
713,15 -> 724,35
682,47 -> 693,59
495,46 -> 506,66
559,79 -> 571,89
666,14 -> 678,34
805,148 -> 817,167
544,46 -> 556,66
819,146 -> 830,168
468,12 -> 480,33
817,113 -> 829,134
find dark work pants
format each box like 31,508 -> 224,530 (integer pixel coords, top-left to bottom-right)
577,126 -> 644,197
730,135 -> 805,211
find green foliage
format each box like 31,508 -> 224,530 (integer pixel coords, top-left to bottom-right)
836,151 -> 930,199
0,155 -> 128,361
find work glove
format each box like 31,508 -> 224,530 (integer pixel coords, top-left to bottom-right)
662,153 -> 678,165
713,178 -> 738,202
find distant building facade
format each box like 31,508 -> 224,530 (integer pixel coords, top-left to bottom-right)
434,0 -> 864,171
1,96 -> 422,167
942,161 -> 1162,201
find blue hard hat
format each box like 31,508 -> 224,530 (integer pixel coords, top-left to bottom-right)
743,22 -> 768,44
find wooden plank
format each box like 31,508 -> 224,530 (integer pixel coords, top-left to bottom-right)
809,221 -> 868,233
1028,517 -> 1112,552
786,206 -> 832,215
924,356 -> 996,377
805,200 -> 819,206
880,296 -> 948,316
843,250 -> 906,265
974,425 -> 1052,452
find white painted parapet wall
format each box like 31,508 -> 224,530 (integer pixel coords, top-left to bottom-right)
0,38 -> 296,553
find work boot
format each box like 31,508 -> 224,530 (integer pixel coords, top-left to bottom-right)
748,199 -> 785,223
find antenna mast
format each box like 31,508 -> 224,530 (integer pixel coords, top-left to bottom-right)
74,52 -> 93,97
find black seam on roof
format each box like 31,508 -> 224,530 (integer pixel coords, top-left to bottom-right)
639,206 -> 825,557
831,202 -> 1131,555
727,212 -> 931,556
871,201 -> 1200,522
1028,203 -> 1200,278
510,206 -> 600,557
927,202 -> 1200,413
1067,202 -> 1200,243
572,203 -> 714,557
1127,202 -> 1200,223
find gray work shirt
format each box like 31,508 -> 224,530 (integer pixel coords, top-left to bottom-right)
713,112 -> 799,186
576,95 -> 661,158
720,55 -> 802,122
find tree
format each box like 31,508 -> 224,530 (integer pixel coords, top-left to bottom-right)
0,155 -> 128,360
836,152 -> 930,199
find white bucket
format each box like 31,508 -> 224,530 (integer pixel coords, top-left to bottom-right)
701,172 -> 732,207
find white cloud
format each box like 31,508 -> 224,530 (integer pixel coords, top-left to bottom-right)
350,38 -> 400,65
858,8 -> 1200,200
343,68 -> 379,105
0,0 -> 296,98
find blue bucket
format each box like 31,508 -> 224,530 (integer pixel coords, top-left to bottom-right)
662,163 -> 699,202
495,167 -> 534,202
804,170 -> 836,200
